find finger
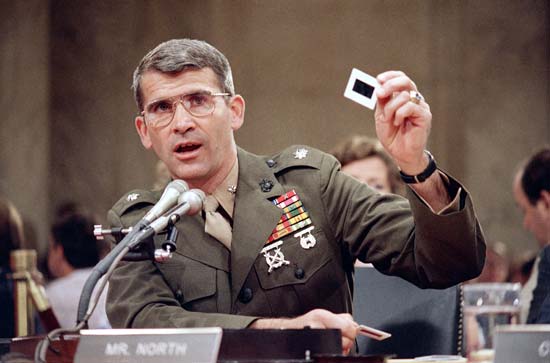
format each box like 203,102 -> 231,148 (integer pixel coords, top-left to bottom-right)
377,71 -> 418,90
375,71 -> 405,101
376,70 -> 406,83
383,91 -> 410,124
376,75 -> 418,99
336,314 -> 359,342
341,336 -> 354,356
393,101 -> 428,128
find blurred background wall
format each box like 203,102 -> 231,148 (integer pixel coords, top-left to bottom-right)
1,0 -> 548,264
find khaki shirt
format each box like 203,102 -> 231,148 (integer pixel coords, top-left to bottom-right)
106,146 -> 486,329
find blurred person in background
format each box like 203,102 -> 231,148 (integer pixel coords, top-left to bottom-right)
46,208 -> 110,328
512,147 -> 550,323
509,252 -> 538,323
467,240 -> 510,283
509,252 -> 537,286
330,135 -> 405,196
153,159 -> 171,190
0,197 -> 24,338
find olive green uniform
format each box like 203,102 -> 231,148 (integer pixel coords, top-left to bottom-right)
106,146 -> 485,328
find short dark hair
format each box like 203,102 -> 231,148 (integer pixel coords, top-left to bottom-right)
521,147 -> 550,205
51,211 -> 100,269
132,39 -> 235,111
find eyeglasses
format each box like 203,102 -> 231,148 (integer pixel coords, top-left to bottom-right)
141,91 -> 231,128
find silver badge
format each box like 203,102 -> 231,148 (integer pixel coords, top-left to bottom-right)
293,148 -> 308,160
294,226 -> 316,249
127,193 -> 139,201
261,241 -> 290,273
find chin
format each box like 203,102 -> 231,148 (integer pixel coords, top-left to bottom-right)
171,166 -> 207,183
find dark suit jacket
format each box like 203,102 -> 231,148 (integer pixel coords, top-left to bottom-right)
106,146 -> 485,328
527,245 -> 550,323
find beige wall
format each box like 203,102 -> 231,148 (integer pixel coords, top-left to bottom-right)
0,1 -> 50,257
1,0 -> 548,263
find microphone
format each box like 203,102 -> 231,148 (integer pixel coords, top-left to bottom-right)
142,180 -> 189,223
178,188 -> 206,216
77,180 -> 188,324
148,189 -> 206,233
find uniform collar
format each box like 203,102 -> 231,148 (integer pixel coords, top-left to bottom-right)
211,157 -> 239,218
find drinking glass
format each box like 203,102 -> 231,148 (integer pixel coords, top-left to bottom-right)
462,283 -> 521,362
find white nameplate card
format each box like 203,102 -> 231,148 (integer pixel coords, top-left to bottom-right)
74,328 -> 222,363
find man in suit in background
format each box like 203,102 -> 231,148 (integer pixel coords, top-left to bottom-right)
513,147 -> 550,323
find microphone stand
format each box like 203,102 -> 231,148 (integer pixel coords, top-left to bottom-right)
34,202 -> 192,363
77,196 -> 197,326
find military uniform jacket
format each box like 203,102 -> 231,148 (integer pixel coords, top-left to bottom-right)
106,146 -> 485,329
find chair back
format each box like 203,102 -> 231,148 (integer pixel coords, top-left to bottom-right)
353,266 -> 463,358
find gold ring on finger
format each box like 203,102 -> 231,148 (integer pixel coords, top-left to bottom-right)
409,90 -> 424,105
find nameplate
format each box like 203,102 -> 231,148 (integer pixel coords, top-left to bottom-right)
494,325 -> 550,363
74,328 -> 222,363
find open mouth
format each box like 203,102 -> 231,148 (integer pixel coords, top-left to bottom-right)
174,143 -> 201,153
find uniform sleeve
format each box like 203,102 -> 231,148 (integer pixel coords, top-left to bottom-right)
105,197 -> 258,329
318,153 -> 486,289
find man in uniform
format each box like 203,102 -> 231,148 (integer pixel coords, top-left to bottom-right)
106,39 -> 485,353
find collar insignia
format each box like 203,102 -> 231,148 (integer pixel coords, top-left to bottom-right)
127,193 -> 140,202
293,148 -> 308,160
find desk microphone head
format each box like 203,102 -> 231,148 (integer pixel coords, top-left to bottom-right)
178,189 -> 206,216
142,179 -> 189,223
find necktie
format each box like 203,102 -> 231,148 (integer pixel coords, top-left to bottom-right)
204,195 -> 232,249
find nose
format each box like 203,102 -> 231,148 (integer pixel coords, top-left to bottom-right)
170,102 -> 196,133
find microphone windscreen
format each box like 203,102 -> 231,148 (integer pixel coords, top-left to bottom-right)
143,179 -> 189,222
179,189 -> 206,216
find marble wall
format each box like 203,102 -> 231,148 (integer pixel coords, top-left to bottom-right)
1,0 -> 548,263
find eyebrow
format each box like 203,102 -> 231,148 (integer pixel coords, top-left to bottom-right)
146,89 -> 213,105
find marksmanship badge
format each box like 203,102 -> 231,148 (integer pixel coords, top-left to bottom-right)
261,241 -> 290,273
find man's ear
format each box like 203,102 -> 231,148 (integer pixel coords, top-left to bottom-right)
539,190 -> 550,211
135,116 -> 153,149
228,95 -> 245,131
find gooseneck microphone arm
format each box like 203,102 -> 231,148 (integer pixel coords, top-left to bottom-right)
76,188 -> 205,324
75,179 -> 189,324
76,219 -> 151,324
37,189 -> 205,363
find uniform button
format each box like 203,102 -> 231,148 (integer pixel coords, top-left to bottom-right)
266,159 -> 277,168
259,179 -> 274,192
239,287 -> 253,303
294,268 -> 305,279
175,289 -> 184,303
